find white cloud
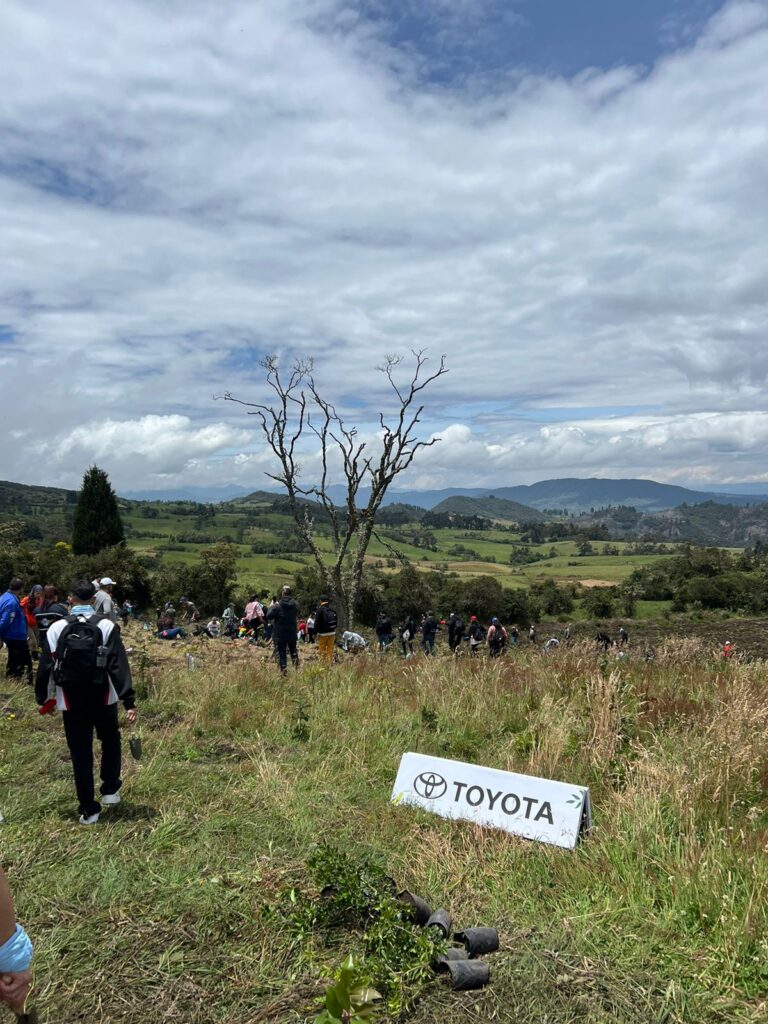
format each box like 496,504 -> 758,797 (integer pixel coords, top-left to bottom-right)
23,416 -> 254,485
700,0 -> 768,45
0,1 -> 767,491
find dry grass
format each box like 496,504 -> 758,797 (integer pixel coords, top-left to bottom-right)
1,630 -> 767,1022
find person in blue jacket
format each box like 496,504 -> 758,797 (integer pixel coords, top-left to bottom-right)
0,579 -> 32,683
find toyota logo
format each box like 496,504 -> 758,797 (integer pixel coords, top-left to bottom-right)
413,772 -> 447,799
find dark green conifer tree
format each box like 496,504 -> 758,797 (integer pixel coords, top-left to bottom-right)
71,466 -> 125,555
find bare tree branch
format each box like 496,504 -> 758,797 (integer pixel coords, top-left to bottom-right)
218,351 -> 447,627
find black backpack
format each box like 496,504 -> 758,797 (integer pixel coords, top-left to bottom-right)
54,615 -> 109,688
322,606 -> 338,632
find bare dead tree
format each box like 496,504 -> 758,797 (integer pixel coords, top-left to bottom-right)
219,350 -> 447,628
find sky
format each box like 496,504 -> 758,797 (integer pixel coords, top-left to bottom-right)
1,0 -> 768,495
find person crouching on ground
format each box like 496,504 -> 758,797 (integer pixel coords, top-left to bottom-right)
35,579 -> 137,825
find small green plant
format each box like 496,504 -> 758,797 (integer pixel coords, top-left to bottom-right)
271,847 -> 446,1017
291,700 -> 311,742
315,955 -> 382,1023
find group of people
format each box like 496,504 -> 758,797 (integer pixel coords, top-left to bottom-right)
376,611 -> 541,659
0,576 -> 122,683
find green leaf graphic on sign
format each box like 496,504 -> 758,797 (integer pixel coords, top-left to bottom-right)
566,793 -> 583,807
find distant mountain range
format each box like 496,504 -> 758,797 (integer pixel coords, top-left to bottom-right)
5,476 -> 768,516
121,484 -> 254,503
327,477 -> 768,514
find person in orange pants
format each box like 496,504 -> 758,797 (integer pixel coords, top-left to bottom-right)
314,595 -> 338,666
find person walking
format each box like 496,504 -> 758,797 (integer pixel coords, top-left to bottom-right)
0,579 -> 32,683
488,618 -> 508,658
421,611 -> 438,655
467,615 -> 485,656
399,614 -> 417,658
528,623 -> 537,645
375,612 -> 393,652
0,866 -> 33,1014
267,586 -> 300,674
35,580 -> 137,825
447,612 -> 464,654
314,595 -> 338,666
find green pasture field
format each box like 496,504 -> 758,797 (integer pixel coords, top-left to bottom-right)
4,496 -> 689,597
122,504 -> 682,597
2,635 -> 766,1023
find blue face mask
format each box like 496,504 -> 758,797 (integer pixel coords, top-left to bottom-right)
70,604 -> 93,614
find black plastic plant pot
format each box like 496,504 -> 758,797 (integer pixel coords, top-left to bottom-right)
439,959 -> 490,991
397,890 -> 432,926
129,736 -> 142,761
425,908 -> 453,938
455,927 -> 500,957
433,947 -> 469,969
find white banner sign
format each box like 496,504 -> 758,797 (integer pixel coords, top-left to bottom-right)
391,752 -> 591,849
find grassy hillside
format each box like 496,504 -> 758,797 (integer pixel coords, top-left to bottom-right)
2,636 -> 766,1022
431,495 -> 545,522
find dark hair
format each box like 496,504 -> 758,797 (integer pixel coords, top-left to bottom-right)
282,586 -> 292,596
9,578 -> 23,592
70,579 -> 96,602
43,584 -> 58,602
319,594 -> 329,603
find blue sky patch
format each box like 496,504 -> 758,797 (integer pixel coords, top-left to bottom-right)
349,0 -> 725,82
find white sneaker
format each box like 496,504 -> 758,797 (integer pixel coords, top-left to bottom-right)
79,812 -> 100,825
101,793 -> 121,806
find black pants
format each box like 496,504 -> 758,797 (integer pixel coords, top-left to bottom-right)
62,703 -> 122,816
5,638 -> 32,681
275,635 -> 299,673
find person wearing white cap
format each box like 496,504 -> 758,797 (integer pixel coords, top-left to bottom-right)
93,577 -> 117,623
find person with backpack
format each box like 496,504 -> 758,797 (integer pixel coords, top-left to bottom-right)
447,612 -> 464,654
35,584 -> 69,644
487,618 -> 507,657
0,579 -> 32,683
314,595 -> 338,666
467,615 -> 485,656
35,579 -> 137,825
267,586 -> 300,673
